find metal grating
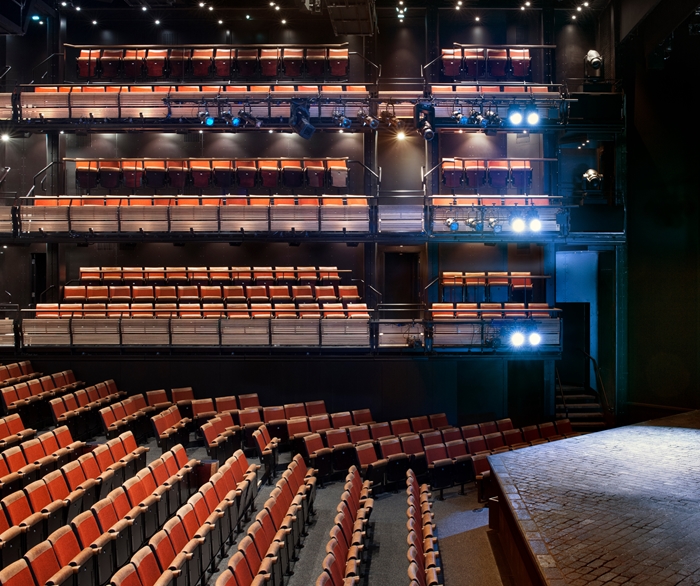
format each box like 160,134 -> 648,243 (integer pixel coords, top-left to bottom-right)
325,0 -> 378,36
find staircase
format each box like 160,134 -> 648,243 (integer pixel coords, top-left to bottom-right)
556,385 -> 607,431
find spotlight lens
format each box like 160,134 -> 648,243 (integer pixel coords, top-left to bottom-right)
205,117 -> 215,126
509,111 -> 523,125
396,131 -> 406,140
529,218 -> 542,232
529,332 -> 541,346
527,111 -> 540,125
511,332 -> 525,347
511,217 -> 525,232
1,134 -> 9,142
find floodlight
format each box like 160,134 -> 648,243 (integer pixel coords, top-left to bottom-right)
510,331 -> 525,347
528,332 -> 541,346
507,105 -> 523,125
290,100 -> 315,139
527,210 -> 541,232
332,110 -> 352,129
525,104 -> 540,125
445,218 -> 459,231
358,110 -> 380,129
509,213 -> 526,233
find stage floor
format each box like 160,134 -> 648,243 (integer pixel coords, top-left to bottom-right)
489,412 -> 700,586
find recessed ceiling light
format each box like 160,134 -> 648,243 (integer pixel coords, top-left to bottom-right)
75,5 -> 81,10
61,1 -> 67,5
521,6 -> 525,9
274,5 -> 279,9
577,6 -> 582,11
141,5 -> 147,10
1,134 -> 9,142
475,16 -> 480,21
155,19 -> 160,24
92,20 -> 97,24
39,20 -> 44,24
455,5 -> 460,9
572,14 -> 577,19
208,5 -> 213,10
281,19 -> 286,23
218,19 -> 223,23
245,14 -> 250,19
199,1 -> 205,5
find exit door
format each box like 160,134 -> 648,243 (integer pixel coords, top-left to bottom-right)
383,252 -> 420,319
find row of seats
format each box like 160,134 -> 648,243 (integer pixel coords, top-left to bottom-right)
0,431 -> 147,561
78,265 -> 344,283
151,406 -> 193,453
48,380 -> 125,438
406,469 -> 441,586
110,447 -> 260,586
34,83 -> 364,94
432,84 -> 556,95
1,370 -> 83,422
76,47 -> 349,79
0,441 -> 198,586
98,394 -> 158,443
74,159 -> 349,191
0,426 -> 85,503
0,414 -> 36,454
441,47 -> 531,78
64,284 -> 361,303
203,415 -> 245,466
431,302 -> 553,319
0,362 -> 39,388
441,160 -> 533,190
34,302 -> 371,320
441,271 -> 533,288
315,465 -> 372,586
33,195 -> 367,208
215,454 -> 316,586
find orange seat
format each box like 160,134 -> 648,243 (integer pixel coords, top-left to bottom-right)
123,49 -> 147,77
442,48 -> 462,77
77,49 -> 99,78
258,160 -> 279,188
145,49 -> 168,77
260,48 -> 281,77
168,48 -> 190,78
283,48 -> 303,76
432,303 -> 454,319
442,160 -> 463,188
192,49 -> 214,77
305,48 -> 326,76
236,48 -> 259,76
214,49 -> 233,77
305,160 -> 325,188
463,48 -> 485,78
328,48 -> 349,77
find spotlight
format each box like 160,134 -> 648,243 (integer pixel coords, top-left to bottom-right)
396,131 -> 406,140
468,109 -> 484,126
221,112 -> 233,124
507,105 -> 523,125
141,5 -> 147,9
358,110 -> 380,129
1,134 -> 9,142
452,111 -> 470,126
205,116 -> 215,126
525,104 -> 540,125
527,210 -> 541,232
482,110 -> 501,128
445,218 -> 459,232
584,50 -> 604,77
235,109 -> 262,128
510,331 -> 525,347
92,20 -> 97,24
509,213 -> 526,233
488,217 -> 502,233
332,110 -> 352,129
467,217 -> 484,231
528,332 -> 541,346
246,14 -> 250,19
289,99 -> 315,139
155,19 -> 160,24
198,111 -> 209,123
380,110 -> 403,130
414,102 -> 435,141
76,5 -> 81,9
583,168 -> 602,190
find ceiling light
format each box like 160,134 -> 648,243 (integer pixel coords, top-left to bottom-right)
199,1 -> 205,5
246,14 -> 250,19
467,217 -> 484,231
507,105 -> 523,125
572,15 -> 577,19
281,19 -> 286,23
141,5 -> 147,10
456,5 -> 460,9
155,19 -> 160,24
218,19 -> 222,23
577,6 -> 582,11
488,217 -> 502,232
92,20 -> 97,24
380,110 -> 403,130
75,5 -> 81,10
275,5 -> 280,9
521,6 -> 525,10
61,2 -> 67,5
475,16 -> 480,21
39,20 -> 44,24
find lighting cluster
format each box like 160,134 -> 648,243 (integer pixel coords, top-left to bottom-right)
396,1 -> 406,21
451,109 -> 501,129
331,110 -> 352,129
267,1 -> 287,24
572,1 -> 590,20
510,330 -> 542,348
509,210 -> 541,233
444,217 -> 501,233
577,139 -> 590,149
357,109 -> 380,129
507,103 -> 540,126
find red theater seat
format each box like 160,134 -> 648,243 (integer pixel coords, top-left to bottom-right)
100,49 -> 123,78
76,161 -> 98,190
259,160 -> 280,188
442,160 -> 463,188
236,161 -> 257,188
282,48 -> 303,76
465,160 -> 486,188
305,48 -> 326,76
510,161 -> 532,191
236,49 -> 259,76
123,49 -> 146,77
77,49 -> 99,78
441,48 -> 462,77
510,49 -> 531,77
145,49 -> 168,77
168,48 -> 190,78
488,161 -> 510,188
463,48 -> 485,78
328,49 -> 349,77
487,49 -> 508,77
260,49 -> 281,77
214,48 -> 233,77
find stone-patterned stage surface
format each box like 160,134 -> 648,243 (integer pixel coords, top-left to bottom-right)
489,412 -> 700,586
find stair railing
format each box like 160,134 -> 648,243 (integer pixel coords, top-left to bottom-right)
555,367 -> 568,419
578,348 -> 615,425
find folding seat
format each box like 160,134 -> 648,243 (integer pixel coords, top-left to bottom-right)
369,422 -> 391,441
510,48 -> 531,77
3,445 -> 40,484
146,389 -> 172,412
502,428 -> 528,450
331,411 -> 353,429
473,422 -> 496,439
510,160 -> 532,192
250,303 -> 272,318
327,160 -> 348,187
410,416 -> 431,434
390,419 -> 412,438
76,49 -> 99,78
492,418 -> 513,433
555,418 -> 583,438
328,48 -> 349,77
64,285 -> 87,302
26,477 -> 69,540
217,285 -> 244,305
165,161 -> 188,190
236,48 -> 259,76
76,161 -> 98,191
441,158 -> 463,188
309,414 -> 333,436
238,394 -> 260,411
302,433 -> 332,482
312,285 -> 336,304
22,437 -> 58,471
464,160 -> 486,188
298,303 -> 321,319
352,443 -> 385,489
189,48 -> 213,77
441,48 -> 462,77
400,434 -> 429,479
143,160 -> 167,189
471,453 -> 494,502
96,49 -> 123,78
379,437 -> 409,484
325,429 -> 358,472
539,422 -> 565,442
484,432 -> 510,454
427,413 -> 449,430
459,273 -> 485,305
424,443 -> 455,497
209,48 -> 233,77
347,425 -> 373,446
287,417 -> 312,455
465,435 -> 490,457
208,161 -> 234,192
145,49 -> 168,77
485,48 -> 508,77
349,409 -> 371,426
232,160 -> 257,188
420,430 -> 443,448
122,49 -> 146,77
431,302 -> 454,320
487,161 -> 510,188
259,48 -> 280,77
442,439 -> 472,492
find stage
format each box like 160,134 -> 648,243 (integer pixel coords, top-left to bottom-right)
489,412 -> 700,586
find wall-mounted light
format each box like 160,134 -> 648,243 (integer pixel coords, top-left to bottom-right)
584,50 -> 604,78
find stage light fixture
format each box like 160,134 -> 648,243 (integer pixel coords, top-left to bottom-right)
583,168 -> 602,190
205,116 -> 215,126
1,134 -> 10,142
468,109 -> 484,126
528,332 -> 541,346
358,110 -> 380,129
198,111 -> 209,123
380,110 -> 403,130
445,218 -> 459,232
510,331 -> 525,347
415,102 -> 436,141
452,111 -> 470,126
527,209 -> 542,232
396,131 -> 406,140
507,105 -> 523,125
488,217 -> 502,233
32,15 -> 40,20
235,109 -> 262,128
509,213 -> 526,233
290,99 -> 315,139
332,110 -> 352,129
467,217 -> 484,231
585,50 -> 603,71
525,103 -> 540,125
482,110 -> 501,128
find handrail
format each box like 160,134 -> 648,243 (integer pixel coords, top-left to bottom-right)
347,160 -> 380,180
30,53 -> 64,84
349,52 -> 382,84
0,167 -> 10,188
351,279 -> 382,298
0,66 -> 11,81
31,161 -> 59,198
38,284 -> 56,303
555,367 -> 568,419
578,348 -> 613,415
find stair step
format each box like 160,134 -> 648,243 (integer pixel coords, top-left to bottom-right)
571,421 -> 607,430
556,403 -> 602,411
556,394 -> 598,403
566,412 -> 605,420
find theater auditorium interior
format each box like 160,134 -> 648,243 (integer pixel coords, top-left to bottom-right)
0,0 -> 699,584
